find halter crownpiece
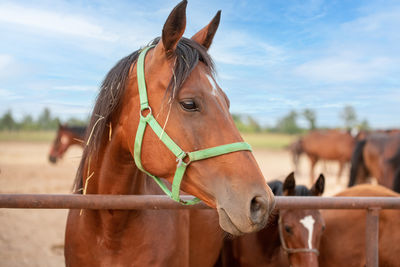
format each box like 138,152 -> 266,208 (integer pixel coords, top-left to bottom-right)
134,45 -> 252,205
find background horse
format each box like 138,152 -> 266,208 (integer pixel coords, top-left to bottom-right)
319,184 -> 400,266
65,1 -> 274,266
349,132 -> 400,192
391,148 -> 400,192
48,124 -> 86,163
288,139 -> 303,173
217,172 -> 325,267
300,129 -> 355,184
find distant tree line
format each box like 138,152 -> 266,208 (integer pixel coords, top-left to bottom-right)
233,105 -> 370,134
0,108 -> 88,131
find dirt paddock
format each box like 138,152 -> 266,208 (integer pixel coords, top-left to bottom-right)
0,142 -> 350,266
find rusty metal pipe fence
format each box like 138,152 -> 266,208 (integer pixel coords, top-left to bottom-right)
1,194 -> 399,267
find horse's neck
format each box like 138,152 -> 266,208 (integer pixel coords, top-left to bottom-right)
80,124 -> 165,241
83,125 -> 156,196
233,217 -> 282,266
259,217 -> 282,259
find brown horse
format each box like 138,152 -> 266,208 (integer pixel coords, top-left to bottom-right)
288,139 -> 302,173
391,148 -> 400,192
218,172 -> 325,267
65,1 -> 274,266
349,132 -> 400,192
300,129 -> 355,184
48,124 -> 86,163
319,184 -> 400,267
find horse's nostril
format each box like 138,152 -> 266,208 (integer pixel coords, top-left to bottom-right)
249,196 -> 268,225
251,197 -> 261,213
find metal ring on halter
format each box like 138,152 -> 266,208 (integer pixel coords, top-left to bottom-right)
140,106 -> 152,119
278,216 -> 320,256
176,153 -> 191,167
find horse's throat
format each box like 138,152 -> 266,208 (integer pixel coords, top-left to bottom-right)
85,129 -> 167,196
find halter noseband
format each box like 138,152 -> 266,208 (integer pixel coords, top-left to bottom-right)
278,216 -> 320,256
134,46 -> 252,205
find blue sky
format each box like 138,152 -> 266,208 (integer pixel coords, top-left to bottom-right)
1,0 -> 399,128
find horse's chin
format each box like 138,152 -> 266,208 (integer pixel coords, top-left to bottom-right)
217,208 -> 244,236
217,207 -> 266,236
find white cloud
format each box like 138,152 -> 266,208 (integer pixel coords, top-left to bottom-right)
0,54 -> 21,78
0,3 -> 117,41
0,88 -> 22,100
340,7 -> 400,38
285,0 -> 327,23
291,4 -> 400,84
53,85 -> 98,92
210,31 -> 286,67
293,56 -> 393,83
0,54 -> 13,70
0,88 -> 12,97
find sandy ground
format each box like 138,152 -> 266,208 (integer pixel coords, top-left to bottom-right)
0,142 -> 350,267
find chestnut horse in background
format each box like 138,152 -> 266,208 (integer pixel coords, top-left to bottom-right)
319,184 -> 400,266
349,132 -> 400,192
300,130 -> 355,184
48,124 -> 86,163
65,1 -> 274,266
218,172 -> 325,267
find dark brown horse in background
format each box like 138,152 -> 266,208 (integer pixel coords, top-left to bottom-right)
349,132 -> 400,192
296,130 -> 355,184
319,184 -> 400,266
288,139 -> 302,173
48,124 -> 86,163
218,172 -> 325,267
65,1 -> 274,266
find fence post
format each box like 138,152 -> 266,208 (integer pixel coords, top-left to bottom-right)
365,207 -> 380,267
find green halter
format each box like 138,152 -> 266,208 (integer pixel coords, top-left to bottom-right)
134,46 -> 252,205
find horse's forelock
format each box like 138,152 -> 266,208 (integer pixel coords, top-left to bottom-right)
295,185 -> 312,196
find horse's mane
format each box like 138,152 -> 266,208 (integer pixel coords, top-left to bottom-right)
73,37 -> 215,193
266,180 -> 312,226
268,180 -> 283,196
267,180 -> 312,196
64,125 -> 87,137
294,185 -> 312,196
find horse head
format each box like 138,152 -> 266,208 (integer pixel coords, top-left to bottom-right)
279,173 -> 325,267
115,0 -> 275,234
49,124 -> 70,163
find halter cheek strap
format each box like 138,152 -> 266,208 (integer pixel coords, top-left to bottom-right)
134,46 -> 252,205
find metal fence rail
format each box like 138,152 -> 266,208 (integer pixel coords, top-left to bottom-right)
1,194 -> 399,267
1,194 -> 400,210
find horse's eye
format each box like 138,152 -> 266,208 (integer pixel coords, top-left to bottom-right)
285,225 -> 292,234
322,225 -> 326,232
180,100 -> 198,112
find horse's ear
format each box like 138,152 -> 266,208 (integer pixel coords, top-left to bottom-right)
154,0 -> 187,58
311,174 -> 325,196
191,10 -> 221,50
283,172 -> 296,196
